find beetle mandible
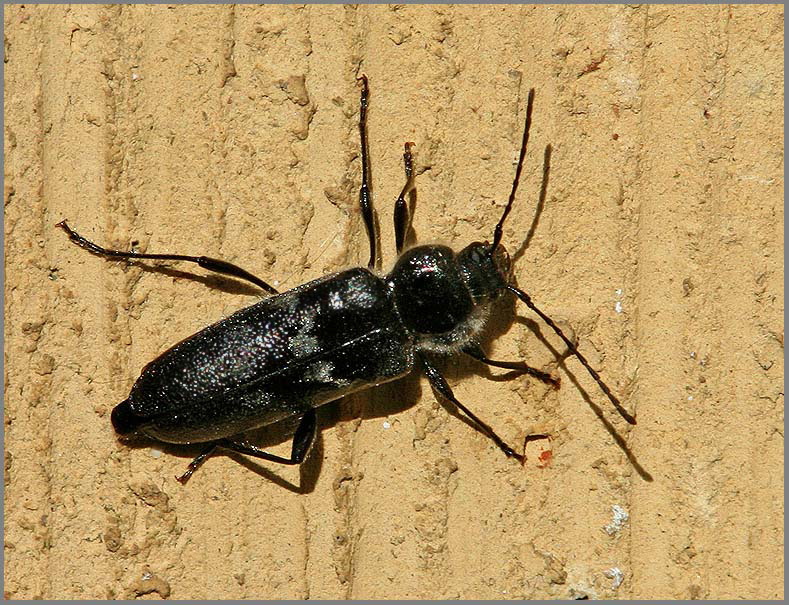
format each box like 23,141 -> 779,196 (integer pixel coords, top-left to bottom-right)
59,76 -> 635,483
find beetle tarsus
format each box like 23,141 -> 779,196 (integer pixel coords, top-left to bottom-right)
177,443 -> 218,484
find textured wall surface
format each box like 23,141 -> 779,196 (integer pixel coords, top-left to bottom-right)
4,4 -> 784,599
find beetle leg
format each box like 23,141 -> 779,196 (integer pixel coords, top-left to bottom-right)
175,410 -> 317,484
463,344 -> 560,389
57,220 -> 279,295
222,408 -> 317,465
176,443 -> 218,484
418,353 -> 525,463
394,142 -> 416,254
357,75 -> 378,269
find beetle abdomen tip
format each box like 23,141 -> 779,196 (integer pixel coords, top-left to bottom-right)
111,400 -> 143,436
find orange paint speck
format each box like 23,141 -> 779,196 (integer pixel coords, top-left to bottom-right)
537,450 -> 553,468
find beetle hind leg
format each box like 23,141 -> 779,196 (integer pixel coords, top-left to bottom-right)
176,443 -> 218,484
58,220 -> 278,295
175,409 -> 317,484
221,408 -> 317,466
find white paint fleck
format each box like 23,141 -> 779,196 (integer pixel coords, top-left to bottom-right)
131,72 -> 139,81
383,420 -> 391,429
273,280 -> 280,287
149,448 -> 162,458
738,174 -> 775,186
615,288 -> 623,296
615,301 -> 623,313
690,351 -> 696,359
604,504 -> 629,535
688,395 -> 694,401
603,567 -> 624,590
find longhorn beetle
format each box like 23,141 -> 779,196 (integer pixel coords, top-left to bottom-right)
59,76 -> 635,483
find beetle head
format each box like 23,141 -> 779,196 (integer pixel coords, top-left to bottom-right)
457,241 -> 512,304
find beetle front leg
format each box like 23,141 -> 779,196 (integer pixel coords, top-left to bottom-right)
463,343 -> 560,389
58,220 -> 278,295
418,353 -> 525,463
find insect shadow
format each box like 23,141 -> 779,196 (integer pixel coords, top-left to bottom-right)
512,145 -> 651,481
120,263 -> 264,298
514,315 -> 654,483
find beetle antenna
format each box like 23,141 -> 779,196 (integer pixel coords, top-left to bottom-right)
507,285 -> 637,425
491,87 -> 535,255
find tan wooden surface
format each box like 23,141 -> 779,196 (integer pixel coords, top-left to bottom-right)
4,4 -> 783,599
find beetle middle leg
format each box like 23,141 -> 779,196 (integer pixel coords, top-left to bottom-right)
58,220 -> 278,295
463,343 -> 560,389
176,409 -> 317,484
357,75 -> 377,269
418,353 -> 526,463
394,142 -> 416,253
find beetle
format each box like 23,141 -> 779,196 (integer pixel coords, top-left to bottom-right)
59,76 -> 635,483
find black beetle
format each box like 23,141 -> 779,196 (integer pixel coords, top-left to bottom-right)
59,76 -> 635,483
